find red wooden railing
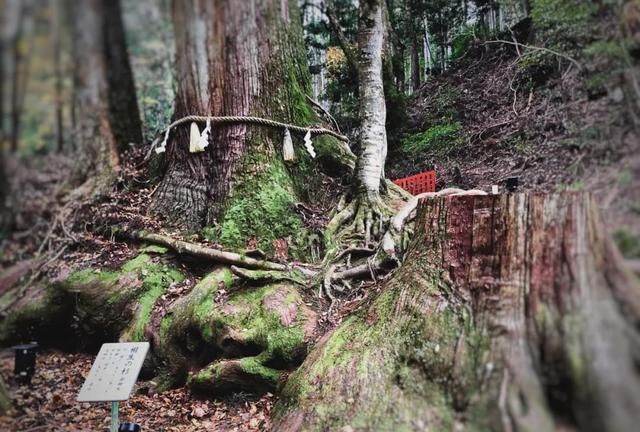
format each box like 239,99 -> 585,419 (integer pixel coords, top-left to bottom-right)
392,171 -> 436,195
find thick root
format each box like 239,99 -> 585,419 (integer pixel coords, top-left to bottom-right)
321,188 -> 488,300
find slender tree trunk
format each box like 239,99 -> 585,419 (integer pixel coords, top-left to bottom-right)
275,193 -> 640,431
0,0 -> 5,145
51,0 -> 64,152
0,376 -> 9,416
3,0 -> 23,152
424,17 -> 433,75
70,0 -> 142,187
410,32 -> 421,91
355,0 -> 387,200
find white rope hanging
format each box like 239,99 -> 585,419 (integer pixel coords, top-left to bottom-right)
153,115 -> 347,158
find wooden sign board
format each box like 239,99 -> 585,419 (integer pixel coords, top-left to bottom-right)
77,342 -> 149,402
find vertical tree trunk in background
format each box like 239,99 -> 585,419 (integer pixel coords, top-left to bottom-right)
70,0 -> 141,187
0,0 -> 5,145
103,0 -> 142,150
149,0 -> 351,240
424,17 -> 433,74
355,0 -> 387,200
0,143 -> 6,230
410,33 -> 421,91
0,0 -> 5,224
275,193 -> 640,431
50,0 -> 64,152
3,0 -> 23,152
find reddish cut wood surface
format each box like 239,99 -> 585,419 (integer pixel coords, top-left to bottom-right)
393,171 -> 436,195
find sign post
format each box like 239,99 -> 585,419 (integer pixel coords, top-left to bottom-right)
77,342 -> 149,432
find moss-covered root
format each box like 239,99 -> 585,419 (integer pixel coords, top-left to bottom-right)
188,354 -> 281,395
275,193 -> 640,432
0,253 -> 183,350
274,259 -> 476,432
63,254 -> 183,347
157,271 -> 318,393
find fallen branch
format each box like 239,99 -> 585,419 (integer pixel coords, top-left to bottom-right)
483,39 -> 582,71
131,231 -> 316,276
230,265 -> 307,286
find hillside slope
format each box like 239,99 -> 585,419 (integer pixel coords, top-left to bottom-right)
387,1 -> 640,258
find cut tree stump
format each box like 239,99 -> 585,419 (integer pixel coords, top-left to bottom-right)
275,193 -> 640,432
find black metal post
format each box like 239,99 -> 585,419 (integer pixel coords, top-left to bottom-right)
13,342 -> 38,385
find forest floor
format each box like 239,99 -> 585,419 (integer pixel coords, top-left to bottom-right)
0,350 -> 273,431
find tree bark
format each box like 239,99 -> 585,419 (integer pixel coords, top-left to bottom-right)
411,32 -> 421,91
355,0 -> 387,199
0,0 -> 4,145
275,193 -> 640,431
2,0 -> 23,152
50,0 -> 64,153
149,0 -> 352,240
70,0 -> 142,186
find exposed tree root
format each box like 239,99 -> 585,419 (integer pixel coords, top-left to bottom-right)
130,231 -> 317,276
128,188 -> 486,309
321,188 -> 488,302
229,265 -> 307,286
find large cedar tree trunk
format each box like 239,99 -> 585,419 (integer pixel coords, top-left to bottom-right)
275,193 -> 640,431
149,0 -> 352,242
70,0 -> 142,186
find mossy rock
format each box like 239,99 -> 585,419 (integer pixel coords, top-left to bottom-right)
158,269 -> 317,394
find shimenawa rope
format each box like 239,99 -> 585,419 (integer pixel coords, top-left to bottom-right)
155,115 -> 349,155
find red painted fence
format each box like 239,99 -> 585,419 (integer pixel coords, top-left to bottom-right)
392,171 -> 436,195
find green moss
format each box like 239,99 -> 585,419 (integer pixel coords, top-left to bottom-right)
121,253 -> 153,272
159,312 -> 174,340
190,269 -> 234,322
139,244 -> 169,254
62,253 -> 184,344
216,153 -> 309,258
239,355 -> 281,382
66,268 -> 120,287
122,267 -> 184,342
400,122 -> 462,156
613,228 -> 640,259
221,285 -> 306,359
157,270 -> 311,392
